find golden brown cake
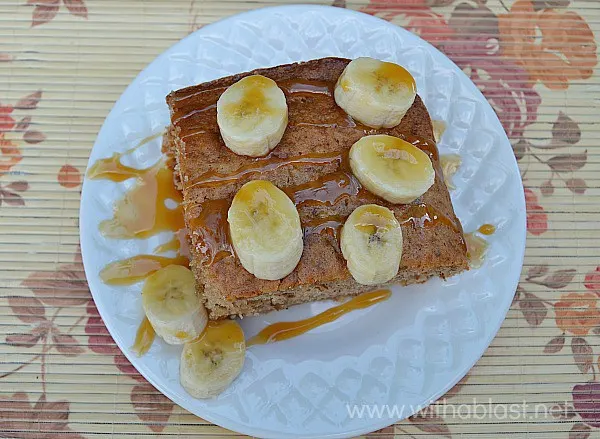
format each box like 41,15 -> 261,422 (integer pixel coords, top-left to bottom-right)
164,57 -> 468,319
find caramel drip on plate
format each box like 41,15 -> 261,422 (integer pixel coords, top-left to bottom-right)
93,160 -> 184,240
87,154 -> 144,182
478,223 -> 496,235
87,131 -> 164,182
247,289 -> 391,346
188,199 -> 235,266
132,317 -> 156,357
174,103 -> 217,125
100,255 -> 189,286
90,132 -> 190,286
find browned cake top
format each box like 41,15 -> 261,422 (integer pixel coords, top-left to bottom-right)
167,57 -> 467,301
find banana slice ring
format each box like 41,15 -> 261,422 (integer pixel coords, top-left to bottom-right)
217,75 -> 288,157
142,265 -> 207,345
341,204 -> 403,285
180,320 -> 245,399
350,135 -> 435,204
228,180 -> 303,280
334,57 -> 416,129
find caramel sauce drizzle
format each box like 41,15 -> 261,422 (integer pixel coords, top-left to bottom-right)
285,171 -> 367,207
100,255 -> 189,286
279,80 -> 333,96
189,134 -> 456,266
247,289 -> 391,346
302,215 -> 345,251
174,103 -> 217,125
188,199 -> 235,266
399,203 -> 459,233
170,86 -> 227,123
188,151 -> 343,189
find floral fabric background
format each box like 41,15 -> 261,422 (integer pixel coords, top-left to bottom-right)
0,0 -> 598,437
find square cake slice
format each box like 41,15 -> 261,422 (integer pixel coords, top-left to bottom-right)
165,57 -> 468,319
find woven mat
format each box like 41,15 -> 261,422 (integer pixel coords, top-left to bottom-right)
1,0 -> 599,437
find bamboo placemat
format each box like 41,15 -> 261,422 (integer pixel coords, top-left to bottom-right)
1,0 -> 599,437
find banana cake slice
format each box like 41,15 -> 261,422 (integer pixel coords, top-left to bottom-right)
164,57 -> 468,320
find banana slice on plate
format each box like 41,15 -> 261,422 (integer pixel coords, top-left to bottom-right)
341,204 -> 403,285
228,180 -> 303,280
350,135 -> 435,204
180,320 -> 245,399
217,75 -> 288,157
334,57 -> 416,129
142,265 -> 207,345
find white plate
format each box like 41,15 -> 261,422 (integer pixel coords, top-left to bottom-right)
80,5 -> 526,438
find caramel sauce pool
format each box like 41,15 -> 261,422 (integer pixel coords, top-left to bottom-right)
91,160 -> 183,240
90,132 -> 188,287
247,289 -> 391,346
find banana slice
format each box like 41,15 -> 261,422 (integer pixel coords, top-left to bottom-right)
350,135 -> 435,204
142,265 -> 207,345
341,204 -> 403,285
180,320 -> 245,399
228,180 -> 303,280
334,57 -> 416,128
217,75 -> 288,157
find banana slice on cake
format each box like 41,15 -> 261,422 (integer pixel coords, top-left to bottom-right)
180,320 -> 245,399
341,204 -> 403,285
217,75 -> 288,157
142,265 -> 208,345
334,57 -> 416,129
228,180 -> 303,280
350,135 -> 435,204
